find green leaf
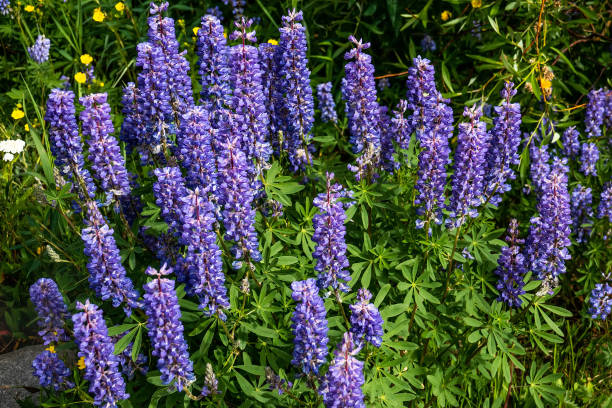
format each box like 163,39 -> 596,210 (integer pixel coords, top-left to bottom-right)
131,327 -> 142,362
114,327 -> 138,355
277,256 -> 298,266
108,323 -> 138,337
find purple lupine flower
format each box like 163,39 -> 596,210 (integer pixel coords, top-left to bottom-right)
420,35 -> 436,52
28,34 -> 50,63
45,89 -> 96,199
201,363 -> 220,397
494,219 -> 526,308
119,82 -> 147,154
196,14 -> 231,123
265,366 -> 292,395
448,106 -> 489,227
589,282 -> 612,320
570,184 -> 593,243
313,173 -> 353,292
525,157 -> 572,282
561,126 -> 580,158
147,2 -> 194,115
290,278 -> 329,375
229,18 -> 271,168
317,82 -> 337,124
32,350 -> 73,390
319,332 -> 365,408
222,0 -> 245,17
580,142 -> 599,176
529,144 -> 550,194
72,300 -> 129,407
180,187 -> 229,318
143,265 -> 195,391
405,56 -> 437,133
80,93 -> 131,199
349,288 -> 384,347
177,106 -> 217,191
81,201 -> 140,313
484,82 -> 522,206
205,6 -> 223,21
0,0 -> 10,15
585,88 -> 606,138
29,278 -> 69,344
153,167 -> 188,237
378,105 -> 398,172
605,89 -> 612,129
377,77 -> 390,91
390,99 -> 411,151
598,183 -> 612,222
414,96 -> 453,229
259,42 -> 284,152
114,335 -> 148,380
217,134 -> 261,267
279,9 -> 315,170
343,35 -> 381,181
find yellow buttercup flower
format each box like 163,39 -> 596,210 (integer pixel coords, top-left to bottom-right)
80,54 -> 93,65
441,10 -> 452,21
267,39 -> 278,45
45,345 -> 56,353
471,0 -> 482,8
99,81 -> 104,87
74,72 -> 87,84
93,8 -> 105,22
115,2 -> 124,12
11,109 -> 25,120
17,103 -> 22,108
25,5 -> 35,12
223,31 -> 227,39
540,78 -> 552,90
193,27 -> 199,36
77,356 -> 86,369
25,124 -> 30,131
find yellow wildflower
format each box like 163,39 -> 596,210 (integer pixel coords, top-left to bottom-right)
99,81 -> 104,87
93,8 -> 105,22
177,19 -> 184,27
80,54 -> 93,65
74,72 -> 87,84
25,5 -> 35,12
441,10 -> 452,21
540,78 -> 552,89
45,345 -> 56,353
25,124 -> 30,131
223,31 -> 227,39
267,39 -> 278,45
77,356 -> 86,369
114,2 -> 124,12
11,109 -> 25,120
471,0 -> 482,8
193,27 -> 200,36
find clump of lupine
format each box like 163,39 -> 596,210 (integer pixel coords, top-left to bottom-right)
24,3 -> 612,407
27,34 -> 50,64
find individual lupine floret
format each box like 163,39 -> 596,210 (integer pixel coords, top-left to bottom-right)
28,34 -> 50,63
119,83 -> 147,154
259,42 -> 283,151
0,0 -> 10,15
317,82 -> 338,124
414,94 -> 453,230
313,173 -> 353,292
484,82 -> 522,206
81,201 -> 140,313
229,18 -> 271,168
279,9 -> 315,170
177,106 -> 217,191
147,2 -> 194,115
585,88 -> 606,138
29,278 -> 69,344
265,366 -> 293,395
206,6 -> 223,21
72,300 -> 129,407
349,288 -> 384,347
390,99 -> 411,151
579,142 -> 599,176
561,126 -> 581,158
570,184 -> 593,243
529,144 -> 550,194
80,93 -> 131,199
343,35 -> 381,181
180,188 -> 229,318
45,89 -> 96,199
143,265 -> 195,391
32,349 -> 73,390
378,105 -> 398,172
201,363 -> 220,397
589,282 -> 612,320
598,183 -> 612,222
494,219 -> 527,308
217,135 -> 261,267
448,106 -> 489,227
153,167 -> 188,237
319,332 -> 365,408
290,278 -> 329,375
420,35 -> 436,52
196,14 -> 231,122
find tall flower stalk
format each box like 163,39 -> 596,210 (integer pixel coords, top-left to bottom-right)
494,219 -> 526,307
29,278 -> 69,344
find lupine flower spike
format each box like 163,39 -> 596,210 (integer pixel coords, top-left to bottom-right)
29,278 -> 69,344
317,82 -> 338,124
28,34 -> 51,64
570,184 -> 593,243
561,126 -> 580,158
349,288 -> 384,347
494,219 -> 526,307
585,88 -> 606,138
32,349 -> 73,390
589,282 -> 612,320
579,142 -> 599,176
598,183 -> 612,222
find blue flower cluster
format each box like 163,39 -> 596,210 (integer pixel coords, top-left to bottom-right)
177,106 -> 217,191
72,300 -> 129,407
119,83 -> 147,154
290,278 -> 329,375
598,183 -> 612,222
561,126 -> 581,158
312,173 -> 353,292
580,142 -> 599,176
259,41 -> 283,150
0,0 -> 9,15
153,166 -> 188,237
317,82 -> 337,124
32,350 -> 73,390
589,283 -> 612,320
529,144 -> 550,194
320,332 -> 365,408
349,288 -> 384,347
391,99 -> 411,151
570,184 -> 593,244
378,105 -> 398,172
143,265 -> 195,391
585,88 -> 606,138
29,278 -> 69,344
420,35 -> 436,52
28,34 -> 50,64
494,219 -> 526,307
